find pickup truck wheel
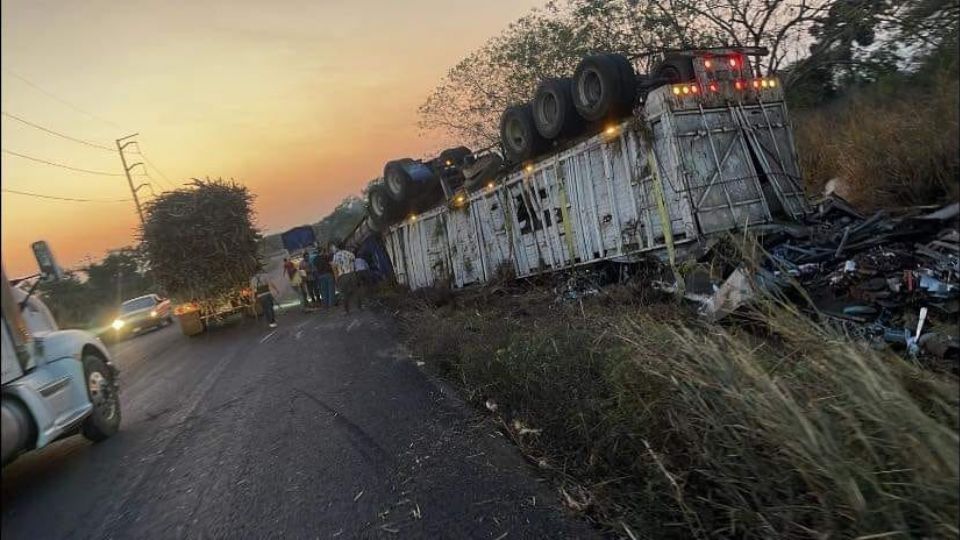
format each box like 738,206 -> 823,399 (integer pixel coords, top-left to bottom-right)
500,103 -> 547,163
81,354 -> 121,442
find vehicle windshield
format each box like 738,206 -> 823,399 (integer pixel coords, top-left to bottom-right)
120,297 -> 155,313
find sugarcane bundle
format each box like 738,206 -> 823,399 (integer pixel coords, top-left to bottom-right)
140,178 -> 261,316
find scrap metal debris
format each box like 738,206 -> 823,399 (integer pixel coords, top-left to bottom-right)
696,198 -> 959,368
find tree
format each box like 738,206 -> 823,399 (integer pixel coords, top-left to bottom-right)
419,0 -> 715,146
36,246 -> 155,330
418,0 -> 839,146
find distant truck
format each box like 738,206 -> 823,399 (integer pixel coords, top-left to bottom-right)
2,241 -> 121,466
349,47 -> 808,290
139,179 -> 262,336
280,225 -> 318,255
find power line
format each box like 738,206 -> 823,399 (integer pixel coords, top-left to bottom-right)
1,111 -> 116,151
2,188 -> 131,203
2,68 -> 122,129
138,151 -> 177,189
1,148 -> 124,176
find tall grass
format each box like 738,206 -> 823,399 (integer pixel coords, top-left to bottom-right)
399,288 -> 959,538
794,66 -> 959,209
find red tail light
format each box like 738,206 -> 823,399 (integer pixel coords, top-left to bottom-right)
709,82 -> 719,92
734,80 -> 745,91
728,56 -> 739,68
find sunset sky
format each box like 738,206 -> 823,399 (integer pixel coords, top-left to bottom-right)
1,0 -> 542,276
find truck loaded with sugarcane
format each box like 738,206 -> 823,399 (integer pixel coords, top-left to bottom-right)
139,179 -> 262,336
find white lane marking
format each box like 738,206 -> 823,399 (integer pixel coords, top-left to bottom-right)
295,330 -> 303,340
346,319 -> 359,332
259,330 -> 278,344
295,320 -> 309,330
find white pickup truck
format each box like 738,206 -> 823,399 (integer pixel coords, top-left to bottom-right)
1,242 -> 121,466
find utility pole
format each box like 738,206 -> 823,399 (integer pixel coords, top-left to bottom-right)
116,133 -> 146,229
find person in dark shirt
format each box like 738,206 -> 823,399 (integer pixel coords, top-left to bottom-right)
313,246 -> 335,308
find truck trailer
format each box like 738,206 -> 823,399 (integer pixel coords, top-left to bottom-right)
350,47 -> 808,291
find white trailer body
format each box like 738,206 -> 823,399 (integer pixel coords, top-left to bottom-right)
385,73 -> 807,290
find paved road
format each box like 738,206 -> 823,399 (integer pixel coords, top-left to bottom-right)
2,309 -> 593,539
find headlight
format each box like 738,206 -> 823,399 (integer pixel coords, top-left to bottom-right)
150,310 -> 158,318
112,319 -> 125,330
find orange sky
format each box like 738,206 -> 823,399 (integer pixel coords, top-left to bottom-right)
1,0 -> 542,277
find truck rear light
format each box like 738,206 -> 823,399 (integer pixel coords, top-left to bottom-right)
753,79 -> 762,89
709,82 -> 719,92
728,56 -> 739,68
734,80 -> 745,91
704,59 -> 713,69
674,84 -> 699,96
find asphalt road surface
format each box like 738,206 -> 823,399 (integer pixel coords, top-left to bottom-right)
2,308 -> 594,539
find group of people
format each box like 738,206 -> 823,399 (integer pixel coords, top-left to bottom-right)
252,243 -> 372,329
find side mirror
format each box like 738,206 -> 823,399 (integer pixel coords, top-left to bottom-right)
31,241 -> 63,283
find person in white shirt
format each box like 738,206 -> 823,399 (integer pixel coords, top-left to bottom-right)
330,244 -> 362,313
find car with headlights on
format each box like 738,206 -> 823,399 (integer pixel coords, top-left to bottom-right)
111,294 -> 173,340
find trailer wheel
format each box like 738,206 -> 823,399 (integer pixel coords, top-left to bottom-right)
81,353 -> 121,442
500,103 -> 547,163
533,78 -> 582,140
368,183 -> 401,231
572,54 -> 635,122
383,159 -> 417,203
652,55 -> 695,86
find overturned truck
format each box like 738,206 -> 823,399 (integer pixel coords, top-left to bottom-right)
351,47 -> 808,290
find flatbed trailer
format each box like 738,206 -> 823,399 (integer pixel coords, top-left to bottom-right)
381,53 -> 808,290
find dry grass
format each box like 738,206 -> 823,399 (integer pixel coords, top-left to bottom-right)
397,286 -> 959,538
794,69 -> 959,209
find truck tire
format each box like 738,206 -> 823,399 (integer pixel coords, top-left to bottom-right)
652,54 -> 695,86
383,159 -> 417,203
572,54 -> 635,122
533,78 -> 582,140
500,103 -> 547,163
81,353 -> 121,442
368,183 -> 401,232
611,54 -> 638,108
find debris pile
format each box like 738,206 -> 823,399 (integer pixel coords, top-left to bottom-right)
706,198 -> 959,367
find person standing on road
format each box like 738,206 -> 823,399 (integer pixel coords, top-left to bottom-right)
288,258 -> 308,310
283,258 -> 296,280
306,249 -> 323,306
331,244 -> 361,313
354,255 -> 374,296
251,272 -> 281,328
313,248 -> 335,308
300,256 -> 319,306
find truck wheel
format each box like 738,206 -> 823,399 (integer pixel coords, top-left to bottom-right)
500,103 -> 547,163
368,183 -> 401,231
384,159 -> 416,203
652,54 -> 695,86
81,353 -> 120,442
572,54 -> 634,122
533,78 -> 582,140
